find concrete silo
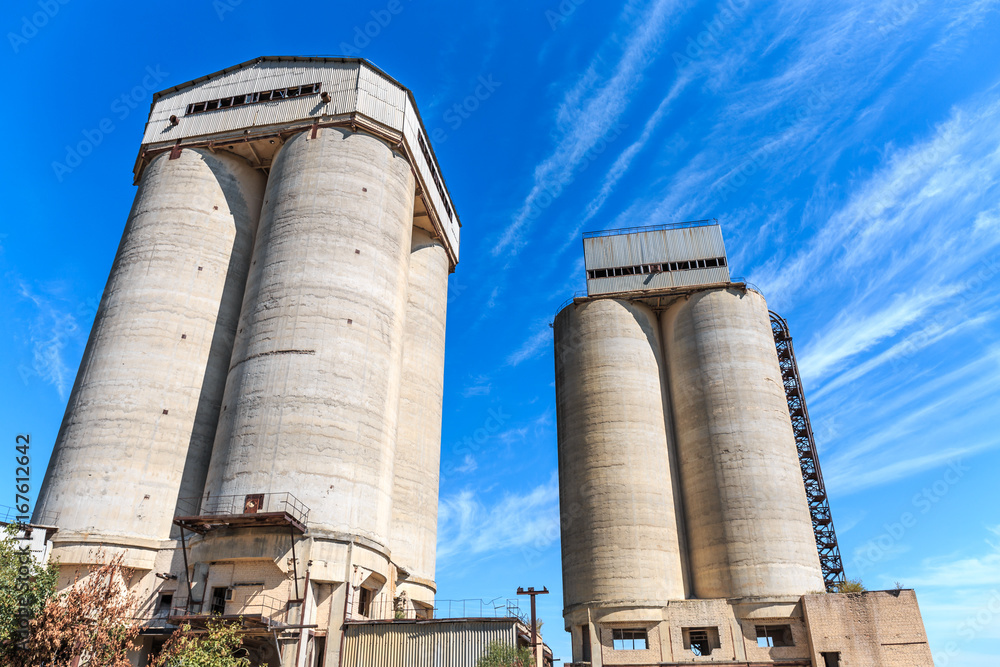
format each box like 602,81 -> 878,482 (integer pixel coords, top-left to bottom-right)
34,149 -> 264,568
390,227 -> 451,609
662,287 -> 823,599
32,57 -> 461,667
554,298 -> 687,610
556,221 -> 932,667
203,127 -> 415,547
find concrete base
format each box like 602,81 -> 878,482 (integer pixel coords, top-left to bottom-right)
563,590 -> 933,666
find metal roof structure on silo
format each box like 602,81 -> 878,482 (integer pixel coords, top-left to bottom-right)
582,220 -> 729,296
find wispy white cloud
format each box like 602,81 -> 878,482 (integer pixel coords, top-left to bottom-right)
18,282 -> 80,400
576,74 -> 691,229
506,327 -> 551,366
454,454 -> 478,474
437,473 -> 560,563
462,375 -> 493,398
494,0 -> 682,255
797,285 -> 962,385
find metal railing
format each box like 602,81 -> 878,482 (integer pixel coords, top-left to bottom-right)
0,505 -> 59,526
582,218 -> 719,239
168,594 -> 289,628
174,492 -> 309,525
353,597 -> 525,623
556,291 -> 589,315
729,276 -> 762,294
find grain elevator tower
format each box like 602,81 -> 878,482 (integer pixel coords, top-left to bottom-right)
554,221 -> 934,666
34,56 -> 458,666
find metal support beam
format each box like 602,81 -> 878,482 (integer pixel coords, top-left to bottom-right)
517,586 -> 548,667
289,524 -> 300,601
770,311 -> 847,591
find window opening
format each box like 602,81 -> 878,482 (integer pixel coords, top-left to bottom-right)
756,625 -> 794,647
689,630 -> 710,656
683,627 -> 718,656
357,586 -> 373,616
210,587 -> 227,615
155,593 -> 172,617
417,132 -> 453,221
611,628 -> 648,650
581,625 -> 591,661
822,652 -> 841,667
185,82 -> 322,116
587,256 -> 727,280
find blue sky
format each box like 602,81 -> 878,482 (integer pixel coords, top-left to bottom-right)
3,0 -> 1000,663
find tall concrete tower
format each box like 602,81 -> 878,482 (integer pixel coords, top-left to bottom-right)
555,221 -> 934,666
34,57 -> 459,666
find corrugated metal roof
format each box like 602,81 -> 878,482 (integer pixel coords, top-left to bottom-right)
582,223 -> 730,296
342,619 -> 520,667
583,224 -> 727,270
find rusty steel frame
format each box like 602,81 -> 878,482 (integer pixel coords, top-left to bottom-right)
770,311 -> 846,591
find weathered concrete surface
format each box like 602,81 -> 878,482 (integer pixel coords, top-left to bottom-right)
203,128 -> 415,551
390,227 -> 449,602
555,299 -> 687,610
35,149 -> 264,561
802,590 -> 934,666
662,287 -> 824,599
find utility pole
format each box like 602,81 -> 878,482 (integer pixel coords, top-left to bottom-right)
517,586 -> 548,667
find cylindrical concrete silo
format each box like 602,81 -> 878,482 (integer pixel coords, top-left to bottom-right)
662,287 -> 824,599
34,149 -> 265,558
203,128 -> 415,550
390,227 -> 450,603
555,299 -> 687,610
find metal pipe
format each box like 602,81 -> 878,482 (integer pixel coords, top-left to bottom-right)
179,526 -> 192,614
290,525 -> 300,601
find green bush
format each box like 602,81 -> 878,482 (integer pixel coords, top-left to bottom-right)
476,640 -> 534,667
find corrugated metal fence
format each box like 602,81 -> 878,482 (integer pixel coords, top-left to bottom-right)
343,618 -> 521,667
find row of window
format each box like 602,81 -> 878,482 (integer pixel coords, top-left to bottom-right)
587,256 -> 727,280
605,624 -> 803,653
185,83 -> 322,115
417,132 -> 453,222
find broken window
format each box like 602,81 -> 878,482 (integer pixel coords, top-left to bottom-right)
756,625 -> 794,647
611,628 -> 648,650
185,83 -> 322,116
417,132 -> 454,221
357,586 -> 374,616
210,587 -> 227,615
683,627 -> 719,656
585,256 -> 729,280
822,652 -> 841,667
155,593 -> 173,617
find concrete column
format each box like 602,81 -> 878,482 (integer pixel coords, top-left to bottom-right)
204,128 -> 415,552
34,149 -> 264,563
554,299 -> 687,611
663,288 -> 824,598
390,227 -> 449,603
